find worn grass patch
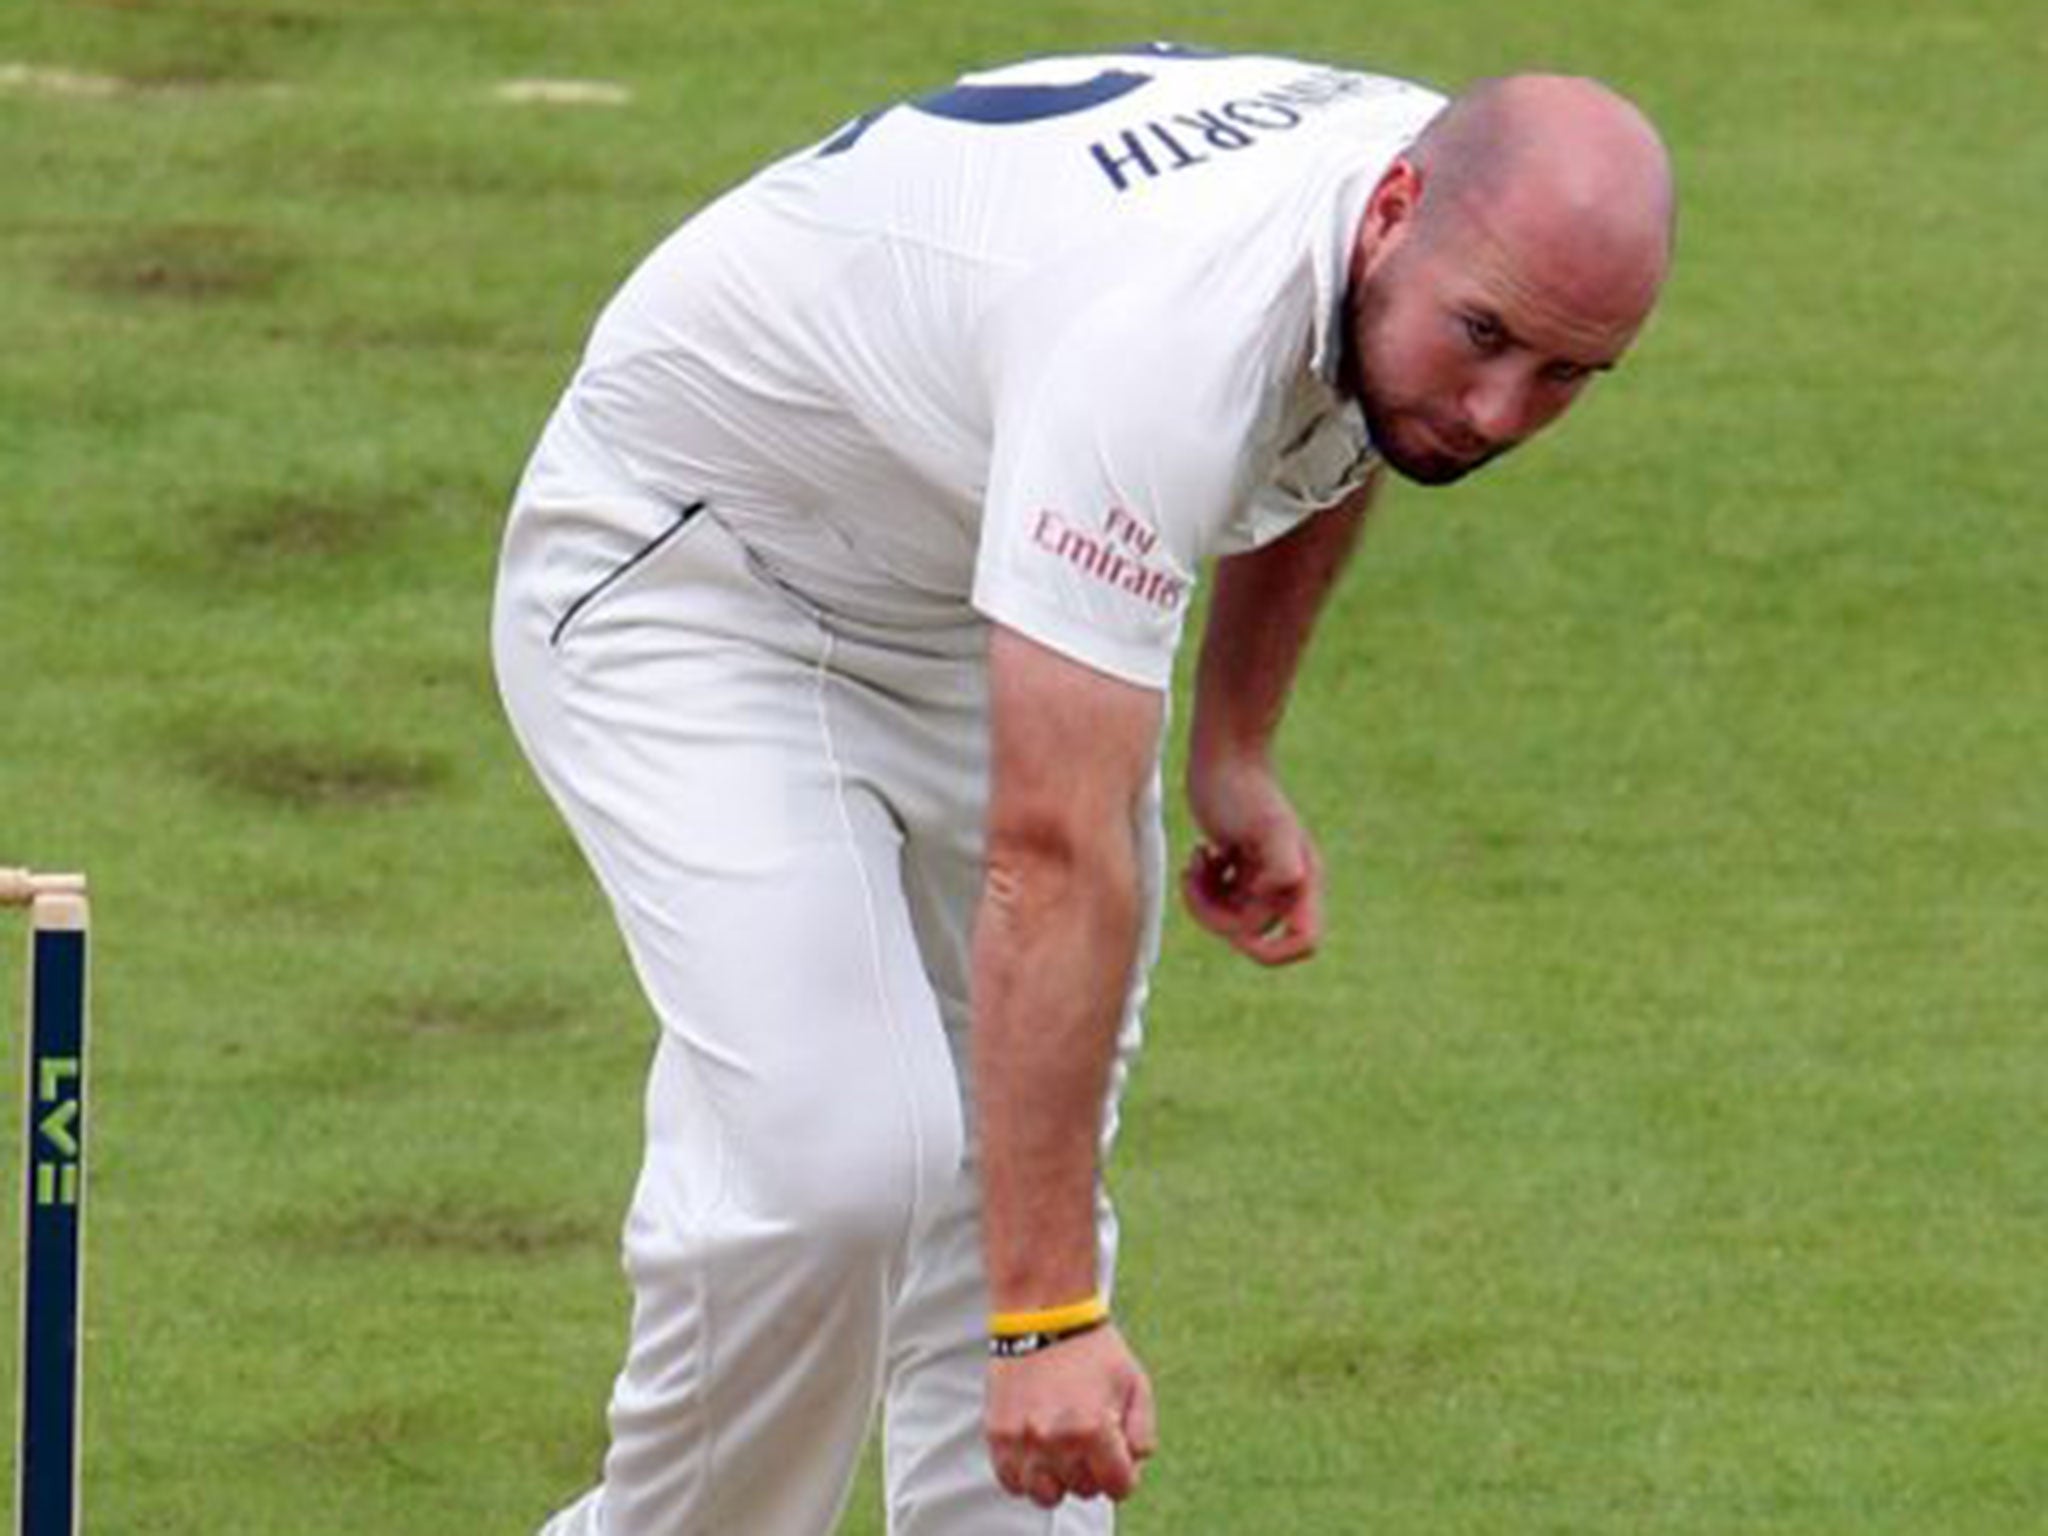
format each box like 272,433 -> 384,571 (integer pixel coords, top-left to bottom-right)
274,1200 -> 605,1260
200,487 -> 409,564
179,730 -> 448,810
65,222 -> 297,303
376,985 -> 578,1040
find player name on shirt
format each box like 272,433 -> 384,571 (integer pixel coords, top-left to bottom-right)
1087,65 -> 1379,193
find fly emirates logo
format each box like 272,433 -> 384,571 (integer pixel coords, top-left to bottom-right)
1029,505 -> 1187,612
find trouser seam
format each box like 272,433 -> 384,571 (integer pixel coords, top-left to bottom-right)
808,626 -> 931,1276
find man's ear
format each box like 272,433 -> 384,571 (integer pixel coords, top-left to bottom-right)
1357,157 -> 1425,275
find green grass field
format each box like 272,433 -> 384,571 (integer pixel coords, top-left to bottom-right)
2,1 -> 2042,1530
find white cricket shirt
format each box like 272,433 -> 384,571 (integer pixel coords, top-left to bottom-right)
518,46 -> 1446,688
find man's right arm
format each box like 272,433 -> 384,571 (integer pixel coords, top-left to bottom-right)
974,623 -> 1163,1509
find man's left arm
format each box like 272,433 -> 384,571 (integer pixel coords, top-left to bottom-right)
1182,473 -> 1383,963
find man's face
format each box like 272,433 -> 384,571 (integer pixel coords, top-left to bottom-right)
1346,169 -> 1651,487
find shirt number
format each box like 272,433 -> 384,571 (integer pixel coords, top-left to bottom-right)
818,45 -> 1221,155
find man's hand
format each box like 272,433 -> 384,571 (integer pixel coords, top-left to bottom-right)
986,1326 -> 1158,1508
1180,494 -> 1370,967
1182,753 -> 1324,965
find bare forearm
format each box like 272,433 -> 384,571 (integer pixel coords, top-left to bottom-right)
973,836 -> 1141,1307
1191,489 -> 1374,767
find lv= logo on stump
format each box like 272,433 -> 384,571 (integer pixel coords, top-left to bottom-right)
2,868 -> 91,1536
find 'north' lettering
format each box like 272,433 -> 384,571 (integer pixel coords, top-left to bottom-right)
1146,121 -> 1207,171
1173,111 -> 1256,152
1223,98 -> 1303,131
1090,130 -> 1161,192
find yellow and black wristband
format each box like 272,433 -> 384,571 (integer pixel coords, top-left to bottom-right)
987,1294 -> 1110,1359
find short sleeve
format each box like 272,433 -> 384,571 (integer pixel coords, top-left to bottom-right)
972,253 -> 1297,689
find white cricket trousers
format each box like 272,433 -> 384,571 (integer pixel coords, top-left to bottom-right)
493,499 -> 1159,1536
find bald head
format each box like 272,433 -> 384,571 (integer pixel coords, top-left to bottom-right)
1341,75 -> 1677,485
1407,74 -> 1676,322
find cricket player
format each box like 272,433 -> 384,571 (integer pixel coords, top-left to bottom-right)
492,43 -> 1673,1534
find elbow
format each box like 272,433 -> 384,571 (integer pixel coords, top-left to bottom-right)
982,810 -> 1139,930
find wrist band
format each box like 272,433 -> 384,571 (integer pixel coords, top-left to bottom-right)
987,1315 -> 1108,1359
987,1293 -> 1110,1358
988,1293 -> 1109,1339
